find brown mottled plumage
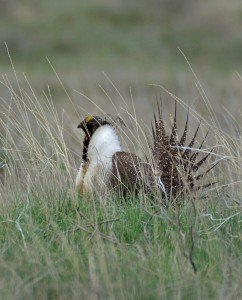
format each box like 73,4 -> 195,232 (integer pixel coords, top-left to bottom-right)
111,152 -> 155,196
76,107 -> 216,200
150,103 -> 217,197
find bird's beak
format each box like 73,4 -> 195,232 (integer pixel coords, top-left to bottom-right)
78,119 -> 89,130
77,121 -> 90,134
77,122 -> 84,129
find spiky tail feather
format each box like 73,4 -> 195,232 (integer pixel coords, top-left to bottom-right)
151,102 -> 216,198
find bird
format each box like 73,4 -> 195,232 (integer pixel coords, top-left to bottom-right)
76,105 -> 216,202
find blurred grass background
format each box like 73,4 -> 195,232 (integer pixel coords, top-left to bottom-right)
1,0 -> 242,120
1,0 -> 242,72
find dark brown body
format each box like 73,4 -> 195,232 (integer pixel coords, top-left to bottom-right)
111,151 -> 156,196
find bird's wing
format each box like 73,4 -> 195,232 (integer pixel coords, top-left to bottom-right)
111,151 -> 154,194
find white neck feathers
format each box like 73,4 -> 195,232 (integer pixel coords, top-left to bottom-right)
76,124 -> 122,195
87,124 -> 122,164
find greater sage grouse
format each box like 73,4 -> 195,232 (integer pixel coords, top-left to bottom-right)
76,105 -> 216,199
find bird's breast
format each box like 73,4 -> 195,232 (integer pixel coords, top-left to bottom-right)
76,159 -> 113,196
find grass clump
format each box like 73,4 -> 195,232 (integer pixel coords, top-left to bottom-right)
0,191 -> 241,299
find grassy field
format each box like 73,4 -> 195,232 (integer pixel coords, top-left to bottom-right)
0,69 -> 241,299
0,190 -> 241,299
0,1 -> 242,299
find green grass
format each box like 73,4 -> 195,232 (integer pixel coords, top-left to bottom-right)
0,189 -> 241,299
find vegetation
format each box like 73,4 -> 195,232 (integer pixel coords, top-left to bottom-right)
1,189 -> 241,299
0,69 -> 241,299
1,0 -> 242,71
0,1 -> 242,298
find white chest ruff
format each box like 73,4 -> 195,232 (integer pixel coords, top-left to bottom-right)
76,125 -> 122,195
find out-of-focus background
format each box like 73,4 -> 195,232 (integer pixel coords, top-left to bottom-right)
1,0 -> 242,127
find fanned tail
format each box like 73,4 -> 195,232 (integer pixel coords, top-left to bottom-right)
151,103 -> 216,198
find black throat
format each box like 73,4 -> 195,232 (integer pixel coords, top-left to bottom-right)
81,124 -> 99,162
82,135 -> 90,162
81,121 -> 110,162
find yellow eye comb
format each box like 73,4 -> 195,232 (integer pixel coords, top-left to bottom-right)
85,115 -> 94,123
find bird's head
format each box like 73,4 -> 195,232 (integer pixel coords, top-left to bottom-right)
77,114 -> 125,136
77,115 -> 110,136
